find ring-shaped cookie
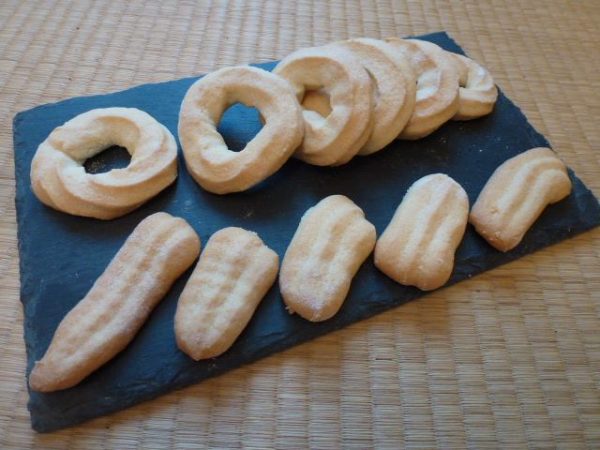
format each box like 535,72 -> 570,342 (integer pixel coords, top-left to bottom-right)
342,38 -> 416,154
178,66 -> 304,194
304,38 -> 417,155
273,46 -> 374,166
31,107 -> 178,220
385,38 -> 459,140
450,53 -> 498,120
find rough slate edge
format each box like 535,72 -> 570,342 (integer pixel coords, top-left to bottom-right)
12,31 -> 600,433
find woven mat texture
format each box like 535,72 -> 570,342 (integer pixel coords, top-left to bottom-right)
1,0 -> 599,448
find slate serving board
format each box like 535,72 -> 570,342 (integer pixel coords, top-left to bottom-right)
13,32 -> 600,433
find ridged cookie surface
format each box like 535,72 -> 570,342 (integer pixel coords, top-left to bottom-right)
280,195 -> 376,322
175,227 -> 279,360
374,174 -> 469,291
29,212 -> 201,392
470,147 -> 572,252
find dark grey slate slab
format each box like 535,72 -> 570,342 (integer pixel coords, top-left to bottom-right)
13,32 -> 600,432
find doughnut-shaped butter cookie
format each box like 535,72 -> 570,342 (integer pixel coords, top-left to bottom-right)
274,46 -> 374,166
29,212 -> 201,392
302,38 -> 416,155
470,147 -> 572,252
450,53 -> 498,120
179,66 -> 304,194
280,195 -> 376,322
31,107 -> 177,220
175,227 -> 279,360
374,174 -> 469,291
385,38 -> 459,140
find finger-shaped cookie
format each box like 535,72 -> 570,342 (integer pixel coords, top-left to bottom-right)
31,108 -> 178,220
470,147 -> 572,252
273,46 -> 374,166
175,227 -> 278,360
179,66 -> 304,194
28,212 -> 201,392
385,38 -> 459,140
449,53 -> 498,120
374,174 -> 469,291
280,195 -> 376,321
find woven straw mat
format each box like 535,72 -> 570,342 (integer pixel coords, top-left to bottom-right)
1,0 -> 599,448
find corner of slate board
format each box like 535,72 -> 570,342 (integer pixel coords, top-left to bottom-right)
12,31 -> 600,433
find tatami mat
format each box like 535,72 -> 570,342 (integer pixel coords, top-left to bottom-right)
1,0 -> 599,448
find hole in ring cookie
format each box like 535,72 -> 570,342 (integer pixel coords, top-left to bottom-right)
301,88 -> 332,118
216,103 -> 264,152
84,145 -> 131,174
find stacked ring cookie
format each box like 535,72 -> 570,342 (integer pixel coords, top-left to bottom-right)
273,45 -> 374,166
341,38 -> 416,154
296,38 -> 416,155
385,38 -> 460,139
31,107 -> 178,219
179,65 -> 304,194
176,36 -> 498,194
450,53 -> 498,120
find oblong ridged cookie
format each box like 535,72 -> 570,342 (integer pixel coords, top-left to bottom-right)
29,212 -> 201,392
175,227 -> 279,360
470,147 -> 572,252
280,195 -> 376,322
374,174 -> 469,291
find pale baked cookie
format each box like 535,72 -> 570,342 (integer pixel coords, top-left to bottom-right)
179,65 -> 304,194
470,147 -> 572,252
30,107 -> 177,220
175,227 -> 278,360
385,38 -> 459,140
280,195 -> 376,322
29,212 -> 201,392
273,46 -> 374,166
302,38 -> 416,155
449,53 -> 498,120
374,174 -> 469,291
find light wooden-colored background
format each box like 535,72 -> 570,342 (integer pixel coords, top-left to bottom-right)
1,0 -> 599,448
